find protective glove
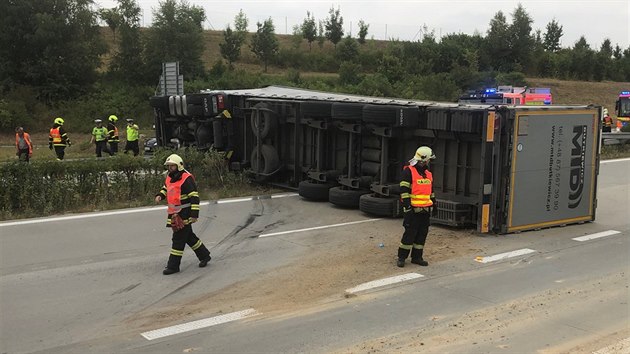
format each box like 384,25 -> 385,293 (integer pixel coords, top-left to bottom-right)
67,140 -> 72,147
431,205 -> 438,217
171,214 -> 185,232
403,206 -> 412,214
49,144 -> 53,150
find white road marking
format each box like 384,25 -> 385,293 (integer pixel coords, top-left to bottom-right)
259,218 -> 383,238
141,308 -> 258,340
0,193 -> 298,227
474,248 -> 537,263
572,230 -> 621,242
592,337 -> 630,354
346,273 -> 424,294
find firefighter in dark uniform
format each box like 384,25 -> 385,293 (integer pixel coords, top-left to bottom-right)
155,154 -> 211,275
602,108 -> 613,133
397,146 -> 437,267
49,117 -> 71,160
107,115 -> 120,154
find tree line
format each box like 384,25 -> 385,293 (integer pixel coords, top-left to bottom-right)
1,0 -> 628,131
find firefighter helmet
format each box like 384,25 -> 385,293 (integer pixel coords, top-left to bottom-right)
409,146 -> 435,166
108,115 -> 118,122
164,154 -> 185,171
94,119 -> 102,123
603,108 -> 608,115
54,117 -> 64,125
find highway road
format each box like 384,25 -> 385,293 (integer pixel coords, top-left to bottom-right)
0,158 -> 628,353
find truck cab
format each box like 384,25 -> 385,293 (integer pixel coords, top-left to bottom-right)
615,91 -> 630,126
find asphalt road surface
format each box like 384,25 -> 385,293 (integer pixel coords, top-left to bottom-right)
1,158 -> 628,354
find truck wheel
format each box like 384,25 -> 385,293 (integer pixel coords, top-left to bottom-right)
251,102 -> 277,138
298,180 -> 336,201
332,103 -> 364,121
359,194 -> 402,218
250,144 -> 280,174
328,186 -> 370,208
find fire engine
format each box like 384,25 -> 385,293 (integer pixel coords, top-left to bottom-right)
615,91 -> 630,127
459,86 -> 552,105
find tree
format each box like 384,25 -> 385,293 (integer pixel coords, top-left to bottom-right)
543,19 -> 563,52
220,26 -> 240,69
301,11 -> 317,51
571,36 -> 595,80
357,20 -> 369,44
336,36 -> 359,62
324,6 -> 343,48
144,0 -> 206,79
484,11 -> 511,71
100,8 -> 122,43
234,9 -> 248,43
0,0 -> 106,101
250,18 -> 278,72
508,4 -> 534,71
110,0 -> 145,83
317,21 -> 325,48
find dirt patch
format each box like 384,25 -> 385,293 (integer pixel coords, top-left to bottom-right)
127,225 -> 482,331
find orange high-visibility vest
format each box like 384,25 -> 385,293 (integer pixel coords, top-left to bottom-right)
49,127 -> 62,144
15,132 -> 33,154
166,172 -> 193,214
404,165 -> 434,208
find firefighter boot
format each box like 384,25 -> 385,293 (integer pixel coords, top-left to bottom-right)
164,253 -> 182,275
397,247 -> 411,267
163,267 -> 180,275
411,248 -> 429,266
199,254 -> 211,268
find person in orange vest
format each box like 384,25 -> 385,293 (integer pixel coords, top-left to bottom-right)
154,154 -> 211,275
48,117 -> 71,160
397,146 -> 438,267
602,108 -> 613,133
15,127 -> 33,162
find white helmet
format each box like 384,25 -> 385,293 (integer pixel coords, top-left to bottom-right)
164,154 -> 184,171
409,146 -> 435,166
603,108 -> 609,115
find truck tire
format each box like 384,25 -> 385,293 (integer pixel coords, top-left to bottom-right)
332,103 -> 364,121
251,144 -> 280,174
362,136 -> 380,149
359,194 -> 403,218
360,161 -> 381,176
300,102 -> 333,119
328,186 -> 370,208
362,105 -> 419,127
149,96 -> 169,110
251,102 -> 277,138
298,180 -> 336,201
361,148 -> 381,163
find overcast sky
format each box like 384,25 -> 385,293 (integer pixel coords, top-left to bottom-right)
95,0 -> 630,49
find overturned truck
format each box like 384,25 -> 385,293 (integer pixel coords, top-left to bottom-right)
149,86 -> 601,234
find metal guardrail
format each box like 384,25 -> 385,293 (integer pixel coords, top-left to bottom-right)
601,132 -> 630,145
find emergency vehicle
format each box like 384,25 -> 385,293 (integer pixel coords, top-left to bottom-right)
615,91 -> 630,127
458,86 -> 552,105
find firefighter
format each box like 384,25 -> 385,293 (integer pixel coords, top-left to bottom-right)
49,117 -> 71,160
107,115 -> 120,155
154,154 -> 211,275
602,108 -> 613,133
91,119 -> 111,157
124,118 -> 140,156
397,146 -> 438,267
15,127 -> 33,162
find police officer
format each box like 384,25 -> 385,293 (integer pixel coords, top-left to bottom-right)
91,119 -> 111,157
154,154 -> 211,275
107,115 -> 120,154
49,117 -> 71,160
397,146 -> 437,267
124,118 -> 140,156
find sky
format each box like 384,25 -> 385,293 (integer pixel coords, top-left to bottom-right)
95,0 -> 630,49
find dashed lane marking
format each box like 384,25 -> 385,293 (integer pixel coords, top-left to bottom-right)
0,193 -> 298,227
572,230 -> 621,242
474,248 -> 537,263
141,308 -> 258,340
345,273 -> 424,294
259,218 -> 383,238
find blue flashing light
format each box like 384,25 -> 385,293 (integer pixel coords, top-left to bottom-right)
484,88 -> 497,94
621,91 -> 630,95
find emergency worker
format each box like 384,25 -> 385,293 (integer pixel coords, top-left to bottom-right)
397,146 -> 438,267
124,118 -> 140,156
49,117 -> 71,160
602,108 -> 613,133
154,154 -> 211,275
15,127 -> 33,162
107,115 -> 120,154
91,119 -> 111,157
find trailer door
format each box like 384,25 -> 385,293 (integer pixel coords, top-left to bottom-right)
506,108 -> 599,233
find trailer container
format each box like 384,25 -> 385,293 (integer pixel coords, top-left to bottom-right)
149,86 -> 601,234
